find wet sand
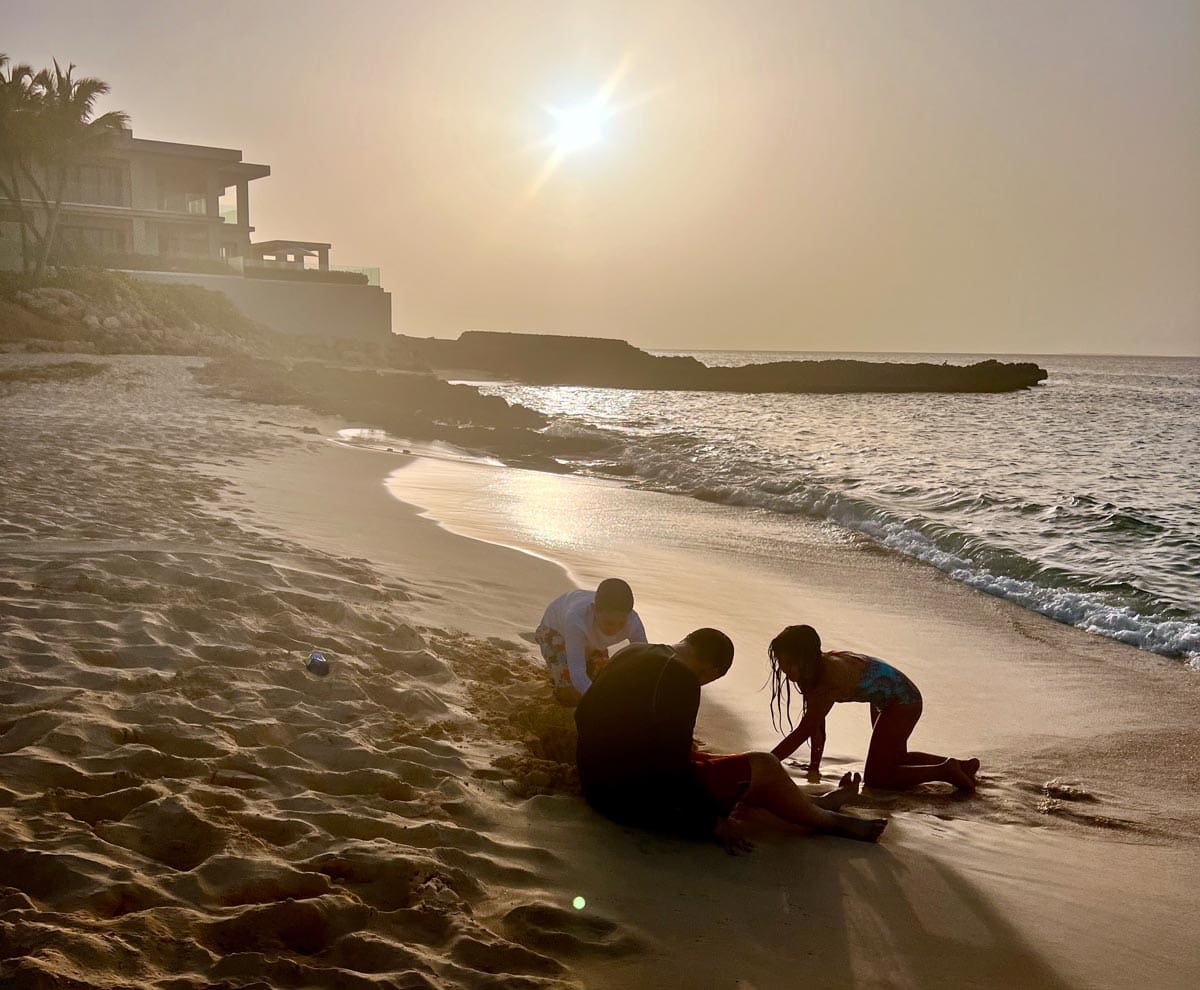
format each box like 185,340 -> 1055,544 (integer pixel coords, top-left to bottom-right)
3,352 -> 1198,989
381,443 -> 1200,989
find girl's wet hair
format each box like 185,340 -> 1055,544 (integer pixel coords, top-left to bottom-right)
767,625 -> 822,733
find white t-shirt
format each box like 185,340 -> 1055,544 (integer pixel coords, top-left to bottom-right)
540,589 -> 648,692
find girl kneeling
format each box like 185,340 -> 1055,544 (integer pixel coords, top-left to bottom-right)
768,624 -> 978,791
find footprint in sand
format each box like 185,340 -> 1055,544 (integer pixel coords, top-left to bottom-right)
96,795 -> 228,871
502,900 -> 646,958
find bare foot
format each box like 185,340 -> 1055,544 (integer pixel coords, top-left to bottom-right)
833,815 -> 888,843
946,758 -> 977,791
814,772 -> 862,811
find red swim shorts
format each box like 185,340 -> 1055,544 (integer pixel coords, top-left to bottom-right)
691,751 -> 753,814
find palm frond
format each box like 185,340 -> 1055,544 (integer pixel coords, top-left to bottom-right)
91,110 -> 130,131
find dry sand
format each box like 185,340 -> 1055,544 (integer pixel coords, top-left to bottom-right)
3,353 -> 1199,989
0,354 -> 617,989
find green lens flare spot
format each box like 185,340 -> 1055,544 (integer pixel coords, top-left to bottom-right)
572,896 -> 586,910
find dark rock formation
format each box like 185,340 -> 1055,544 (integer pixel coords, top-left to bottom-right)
191,358 -> 609,469
399,331 -> 1048,393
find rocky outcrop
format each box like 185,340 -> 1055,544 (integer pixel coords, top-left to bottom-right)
192,358 -> 610,469
401,331 -> 1048,393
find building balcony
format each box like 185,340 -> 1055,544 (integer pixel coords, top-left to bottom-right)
47,250 -> 371,285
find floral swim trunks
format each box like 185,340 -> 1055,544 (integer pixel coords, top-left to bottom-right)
534,624 -> 611,691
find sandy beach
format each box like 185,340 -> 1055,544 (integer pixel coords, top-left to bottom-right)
3,352 -> 1199,990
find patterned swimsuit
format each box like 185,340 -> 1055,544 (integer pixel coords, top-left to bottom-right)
833,652 -> 922,707
534,624 -> 610,690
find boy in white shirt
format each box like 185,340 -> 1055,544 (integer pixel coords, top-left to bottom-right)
535,578 -> 647,706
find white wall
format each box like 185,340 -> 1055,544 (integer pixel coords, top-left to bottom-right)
126,270 -> 393,339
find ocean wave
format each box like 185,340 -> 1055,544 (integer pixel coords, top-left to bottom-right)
576,439 -> 1200,663
474,367 -> 1200,666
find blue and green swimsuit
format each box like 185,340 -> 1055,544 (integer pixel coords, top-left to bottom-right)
831,652 -> 922,708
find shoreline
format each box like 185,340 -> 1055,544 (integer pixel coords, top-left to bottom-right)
466,352 -> 1200,668
383,453 -> 1200,756
4,353 -> 1199,989
374,449 -> 1200,987
231,426 -> 1200,986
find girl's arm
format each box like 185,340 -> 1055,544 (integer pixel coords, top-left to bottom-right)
807,717 -> 827,781
771,697 -> 834,761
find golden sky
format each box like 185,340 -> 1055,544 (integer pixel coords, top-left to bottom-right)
8,0 -> 1199,354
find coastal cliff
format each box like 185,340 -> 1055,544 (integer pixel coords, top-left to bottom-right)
401,331 -> 1048,393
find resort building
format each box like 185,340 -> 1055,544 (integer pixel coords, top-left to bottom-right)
0,129 -> 392,340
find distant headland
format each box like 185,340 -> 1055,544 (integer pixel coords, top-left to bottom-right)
400,331 -> 1048,393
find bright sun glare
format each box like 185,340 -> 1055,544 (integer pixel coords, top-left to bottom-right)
526,55 -> 642,197
547,100 -> 611,154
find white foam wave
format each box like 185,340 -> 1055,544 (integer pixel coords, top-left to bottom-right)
598,445 -> 1200,664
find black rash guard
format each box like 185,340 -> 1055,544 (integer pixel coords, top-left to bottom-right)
574,643 -> 726,838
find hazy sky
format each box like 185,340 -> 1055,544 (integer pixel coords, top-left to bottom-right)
7,1 -> 1199,354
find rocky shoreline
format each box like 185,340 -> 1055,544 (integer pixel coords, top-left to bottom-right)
402,330 -> 1049,393
1,272 -> 1046,477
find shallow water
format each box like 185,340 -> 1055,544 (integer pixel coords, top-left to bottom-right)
381,451 -> 1200,845
475,352 -> 1200,664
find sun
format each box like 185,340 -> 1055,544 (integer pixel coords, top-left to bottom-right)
525,55 -> 642,197
546,100 -> 612,155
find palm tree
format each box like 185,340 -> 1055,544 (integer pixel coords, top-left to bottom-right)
23,61 -> 129,278
0,53 -> 42,272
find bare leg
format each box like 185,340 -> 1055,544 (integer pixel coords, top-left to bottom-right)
868,706 -> 966,772
895,754 -> 980,785
902,751 -> 946,765
874,757 -> 976,790
742,754 -> 887,842
864,704 -> 975,790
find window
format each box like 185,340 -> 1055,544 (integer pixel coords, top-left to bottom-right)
157,226 -> 209,257
58,224 -> 129,254
63,163 -> 128,206
157,170 -> 210,215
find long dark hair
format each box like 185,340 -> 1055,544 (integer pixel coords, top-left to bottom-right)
767,624 -> 823,732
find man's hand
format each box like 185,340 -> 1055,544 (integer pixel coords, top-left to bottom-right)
714,817 -> 754,855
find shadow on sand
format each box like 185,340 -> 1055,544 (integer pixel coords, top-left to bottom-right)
522,800 -> 1072,990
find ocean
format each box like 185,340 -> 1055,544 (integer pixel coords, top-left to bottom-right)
468,352 -> 1200,666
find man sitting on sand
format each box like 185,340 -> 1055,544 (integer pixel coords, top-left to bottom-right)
574,630 -> 888,849
535,578 -> 647,706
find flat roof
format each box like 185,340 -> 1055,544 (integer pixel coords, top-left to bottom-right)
218,162 -> 271,181
110,130 -> 270,181
121,132 -> 239,161
254,239 -> 332,253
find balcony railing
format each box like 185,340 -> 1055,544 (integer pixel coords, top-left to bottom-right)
242,263 -> 368,285
46,250 -> 372,285
158,192 -> 209,215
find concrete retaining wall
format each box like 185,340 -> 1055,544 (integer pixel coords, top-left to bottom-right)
125,269 -> 392,340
